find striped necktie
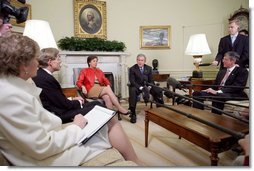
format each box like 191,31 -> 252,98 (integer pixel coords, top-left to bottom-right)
220,69 -> 230,86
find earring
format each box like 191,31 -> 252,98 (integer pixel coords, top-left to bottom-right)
25,71 -> 29,75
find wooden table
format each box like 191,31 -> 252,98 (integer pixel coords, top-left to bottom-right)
172,79 -> 215,105
179,79 -> 215,96
145,105 -> 249,166
180,79 -> 215,96
62,87 -> 78,98
152,74 -> 170,82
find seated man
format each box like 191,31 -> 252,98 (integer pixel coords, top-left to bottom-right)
32,48 -> 103,123
128,54 -> 164,123
192,51 -> 248,114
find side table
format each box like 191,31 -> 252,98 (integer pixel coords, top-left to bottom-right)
172,79 -> 215,105
61,84 -> 78,98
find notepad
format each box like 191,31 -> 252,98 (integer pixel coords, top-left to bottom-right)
77,105 -> 116,145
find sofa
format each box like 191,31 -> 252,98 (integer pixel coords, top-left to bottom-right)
0,79 -> 137,166
0,148 -> 137,167
0,148 -> 137,166
0,121 -> 137,166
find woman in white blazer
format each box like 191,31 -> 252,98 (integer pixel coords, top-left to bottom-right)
0,33 -> 140,166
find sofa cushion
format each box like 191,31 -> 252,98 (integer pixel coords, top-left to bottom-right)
0,148 -> 137,166
81,148 -> 137,166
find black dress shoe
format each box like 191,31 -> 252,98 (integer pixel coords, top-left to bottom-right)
117,113 -> 122,120
130,114 -> 136,123
117,110 -> 131,115
164,91 -> 173,98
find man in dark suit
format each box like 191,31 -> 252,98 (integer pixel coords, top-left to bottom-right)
32,48 -> 103,123
128,54 -> 164,123
212,19 -> 249,69
193,51 -> 248,114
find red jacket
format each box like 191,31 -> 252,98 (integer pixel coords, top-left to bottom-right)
76,68 -> 110,92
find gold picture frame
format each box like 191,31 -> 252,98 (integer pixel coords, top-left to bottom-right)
229,7 -> 249,31
10,1 -> 32,27
74,0 -> 107,39
140,25 -> 171,49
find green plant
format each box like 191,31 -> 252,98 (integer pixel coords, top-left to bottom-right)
58,37 -> 126,52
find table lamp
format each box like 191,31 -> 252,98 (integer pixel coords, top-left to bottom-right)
23,20 -> 58,50
185,34 -> 211,78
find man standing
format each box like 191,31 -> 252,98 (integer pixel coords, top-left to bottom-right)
212,19 -> 249,69
193,51 -> 248,114
128,54 -> 164,123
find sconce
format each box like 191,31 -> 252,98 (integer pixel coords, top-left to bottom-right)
23,20 -> 58,49
185,34 -> 211,78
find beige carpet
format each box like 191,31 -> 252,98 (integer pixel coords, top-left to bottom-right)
119,101 -> 239,166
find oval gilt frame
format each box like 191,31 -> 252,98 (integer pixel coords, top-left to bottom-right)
229,7 -> 249,31
74,0 -> 107,39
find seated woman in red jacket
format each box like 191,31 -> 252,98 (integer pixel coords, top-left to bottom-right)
76,55 -> 130,115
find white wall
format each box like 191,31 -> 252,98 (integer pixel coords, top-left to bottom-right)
25,0 -> 248,78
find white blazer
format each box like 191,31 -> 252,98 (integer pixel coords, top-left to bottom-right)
0,76 -> 110,166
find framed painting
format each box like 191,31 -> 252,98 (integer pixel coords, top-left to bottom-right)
229,7 -> 249,32
74,0 -> 107,39
140,25 -> 171,49
10,1 -> 32,27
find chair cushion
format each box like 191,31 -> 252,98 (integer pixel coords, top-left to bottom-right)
73,68 -> 83,85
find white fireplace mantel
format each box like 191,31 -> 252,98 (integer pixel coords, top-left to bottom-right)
58,51 -> 130,98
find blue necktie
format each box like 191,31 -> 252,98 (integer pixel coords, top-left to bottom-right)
231,36 -> 236,45
140,67 -> 144,74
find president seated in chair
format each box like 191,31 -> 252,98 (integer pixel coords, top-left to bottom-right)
128,54 -> 164,123
192,51 -> 248,114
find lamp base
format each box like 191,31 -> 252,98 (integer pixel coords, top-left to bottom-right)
192,70 -> 203,78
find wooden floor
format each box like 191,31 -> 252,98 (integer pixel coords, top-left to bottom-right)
119,101 -> 239,166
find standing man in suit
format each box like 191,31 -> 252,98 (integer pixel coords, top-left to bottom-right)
32,48 -> 103,123
128,54 -> 164,123
193,51 -> 248,114
211,19 -> 249,69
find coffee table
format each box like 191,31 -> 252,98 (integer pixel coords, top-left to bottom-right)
144,105 -> 249,166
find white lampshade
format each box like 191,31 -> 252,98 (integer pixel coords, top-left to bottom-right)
23,20 -> 58,50
185,34 -> 211,56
